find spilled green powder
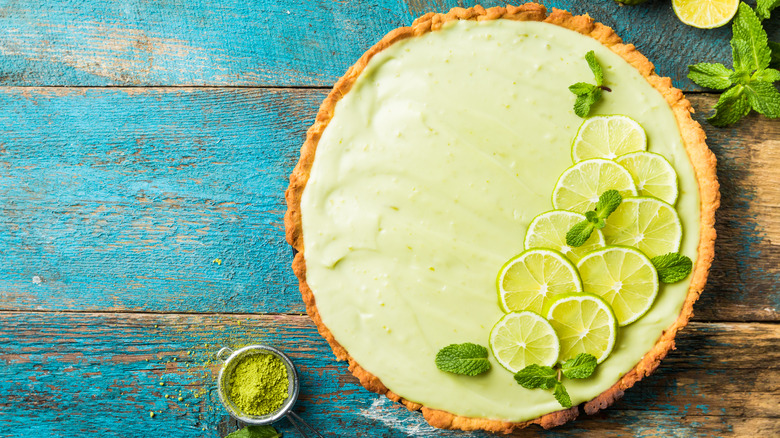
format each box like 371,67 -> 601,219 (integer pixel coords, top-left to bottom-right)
228,354 -> 288,416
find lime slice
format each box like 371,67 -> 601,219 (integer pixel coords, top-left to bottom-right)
497,249 -> 583,314
524,210 -> 605,264
546,293 -> 618,363
489,311 -> 560,373
577,246 -> 659,326
616,152 -> 679,205
552,159 -> 638,214
672,0 -> 738,29
572,115 -> 647,162
602,196 -> 682,259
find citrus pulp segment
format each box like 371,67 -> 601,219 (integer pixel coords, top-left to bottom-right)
577,246 -> 659,326
489,311 -> 560,373
616,151 -> 679,205
546,293 -> 618,363
524,210 -> 606,264
602,196 -> 683,258
672,0 -> 739,29
571,115 -> 647,162
552,159 -> 638,214
497,249 -> 583,315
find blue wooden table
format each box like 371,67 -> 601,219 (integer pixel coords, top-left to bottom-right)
1,1 -> 778,437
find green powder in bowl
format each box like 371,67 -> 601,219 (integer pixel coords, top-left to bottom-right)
228,353 -> 290,416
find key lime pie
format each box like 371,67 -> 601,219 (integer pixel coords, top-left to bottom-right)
285,3 -> 719,432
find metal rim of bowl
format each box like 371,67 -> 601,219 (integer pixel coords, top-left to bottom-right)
216,344 -> 300,425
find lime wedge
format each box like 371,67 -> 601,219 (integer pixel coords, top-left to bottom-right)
616,151 -> 678,205
497,249 -> 583,314
524,210 -> 605,264
672,0 -> 738,29
572,115 -> 647,162
577,246 -> 659,326
602,196 -> 682,258
546,293 -> 618,363
552,159 -> 637,214
489,311 -> 560,373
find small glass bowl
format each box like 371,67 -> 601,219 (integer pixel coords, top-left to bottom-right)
216,344 -> 300,425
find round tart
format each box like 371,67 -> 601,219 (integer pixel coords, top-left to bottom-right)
285,3 -> 719,433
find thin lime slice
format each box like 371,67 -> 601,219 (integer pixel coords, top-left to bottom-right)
577,246 -> 659,326
572,115 -> 647,162
489,311 -> 560,373
552,159 -> 638,214
497,249 -> 583,314
524,210 -> 605,264
616,151 -> 679,205
602,196 -> 682,258
546,293 -> 618,363
672,0 -> 738,29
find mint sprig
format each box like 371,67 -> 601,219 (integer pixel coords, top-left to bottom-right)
514,353 -> 598,408
226,426 -> 282,438
651,252 -> 693,283
687,2 -> 780,126
435,343 -> 491,376
569,51 -> 611,118
565,190 -> 623,247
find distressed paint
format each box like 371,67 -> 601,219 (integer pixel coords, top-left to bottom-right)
0,87 -> 325,313
0,314 -> 777,437
0,89 -> 777,320
0,0 -> 777,89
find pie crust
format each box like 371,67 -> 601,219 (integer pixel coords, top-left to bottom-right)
284,3 -> 719,432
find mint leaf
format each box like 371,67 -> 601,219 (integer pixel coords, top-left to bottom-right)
585,51 -> 604,85
709,84 -> 751,127
435,343 -> 491,376
651,253 -> 693,283
569,82 -> 597,95
566,220 -> 595,247
226,426 -> 282,438
755,67 -> 780,83
553,382 -> 572,408
594,189 -> 622,219
561,353 -> 598,379
757,0 -> 780,20
732,2 -> 771,72
514,364 -> 558,390
744,79 -> 780,117
573,88 -> 602,118
688,63 -> 735,89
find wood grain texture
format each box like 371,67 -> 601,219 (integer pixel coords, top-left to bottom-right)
0,0 -> 777,90
0,88 -> 776,320
0,313 -> 777,437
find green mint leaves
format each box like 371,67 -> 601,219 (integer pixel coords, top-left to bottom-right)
435,343 -> 491,376
569,51 -> 611,118
687,2 -> 780,126
514,354 -> 598,408
514,364 -> 558,389
226,426 -> 282,438
566,190 -> 622,247
651,252 -> 693,283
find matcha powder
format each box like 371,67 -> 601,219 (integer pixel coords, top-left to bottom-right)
228,354 -> 289,416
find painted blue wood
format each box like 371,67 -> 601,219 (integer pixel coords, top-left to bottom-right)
0,87 -> 325,313
0,0 -> 776,90
0,313 -> 774,437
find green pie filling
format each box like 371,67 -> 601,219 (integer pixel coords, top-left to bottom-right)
300,19 -> 700,421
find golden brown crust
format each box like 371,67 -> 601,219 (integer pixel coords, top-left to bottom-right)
284,3 -> 719,433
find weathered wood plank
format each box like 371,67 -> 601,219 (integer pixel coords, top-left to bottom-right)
0,0 -> 777,90
0,313 -> 777,437
0,88 -> 776,320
